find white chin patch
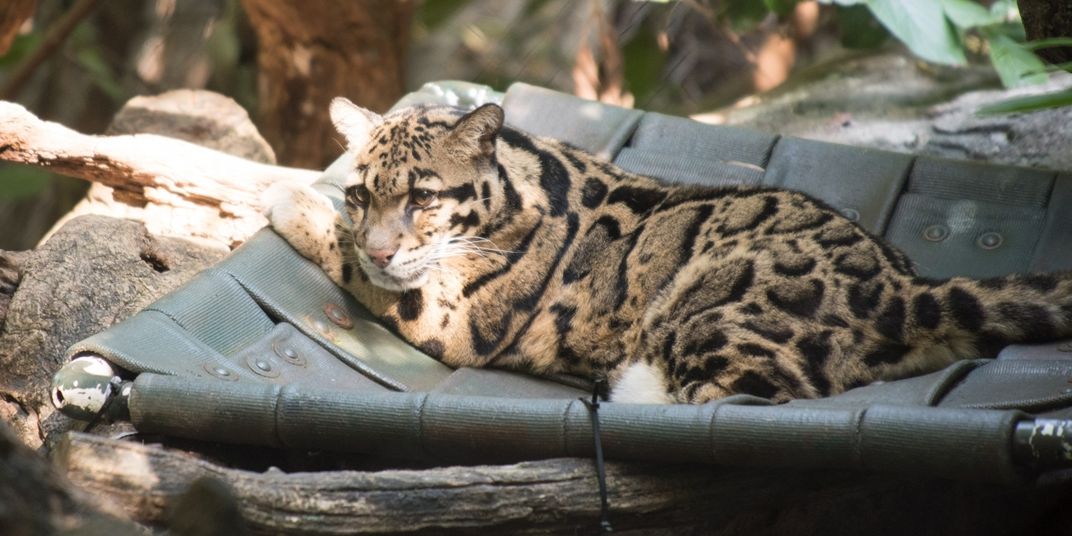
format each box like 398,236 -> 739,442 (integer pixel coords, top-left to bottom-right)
610,362 -> 674,404
361,260 -> 429,291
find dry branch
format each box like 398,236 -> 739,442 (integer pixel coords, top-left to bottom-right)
0,100 -> 320,247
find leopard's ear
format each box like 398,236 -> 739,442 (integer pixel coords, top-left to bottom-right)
330,97 -> 383,150
447,103 -> 504,160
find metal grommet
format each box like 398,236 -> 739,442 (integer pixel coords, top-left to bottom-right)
203,362 -> 239,381
324,303 -> 354,329
976,231 -> 1004,250
246,355 -> 281,378
273,341 -> 306,366
922,224 -> 949,242
841,208 -> 860,222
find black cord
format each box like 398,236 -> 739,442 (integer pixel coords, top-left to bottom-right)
580,378 -> 613,533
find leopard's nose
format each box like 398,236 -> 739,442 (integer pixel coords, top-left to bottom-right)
368,248 -> 397,268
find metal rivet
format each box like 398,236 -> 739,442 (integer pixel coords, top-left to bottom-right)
923,224 -> 949,242
976,232 -> 1004,250
246,355 -> 280,378
841,208 -> 860,222
203,362 -> 238,381
273,341 -> 306,366
1057,342 -> 1072,352
324,303 -> 354,329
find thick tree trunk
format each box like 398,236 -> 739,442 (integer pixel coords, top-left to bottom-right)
240,0 -> 413,168
1019,0 -> 1072,65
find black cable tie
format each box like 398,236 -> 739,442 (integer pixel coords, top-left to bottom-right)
580,378 -> 613,533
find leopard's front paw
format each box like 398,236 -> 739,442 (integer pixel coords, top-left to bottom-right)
260,181 -> 342,273
261,181 -> 314,224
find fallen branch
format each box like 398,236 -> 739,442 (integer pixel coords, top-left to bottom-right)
0,100 -> 321,247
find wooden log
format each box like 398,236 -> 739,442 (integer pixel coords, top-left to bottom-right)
0,100 -> 320,248
53,431 -> 1066,535
53,431 -> 789,534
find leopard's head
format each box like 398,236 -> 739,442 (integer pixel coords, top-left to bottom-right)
329,97 -> 505,291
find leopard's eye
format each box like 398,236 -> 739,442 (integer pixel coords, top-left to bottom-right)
409,188 -> 437,208
346,185 -> 370,207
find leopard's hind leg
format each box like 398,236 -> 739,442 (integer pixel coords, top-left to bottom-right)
611,256 -> 847,404
616,310 -> 835,404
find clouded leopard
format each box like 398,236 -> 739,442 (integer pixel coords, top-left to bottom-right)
264,98 -> 1072,404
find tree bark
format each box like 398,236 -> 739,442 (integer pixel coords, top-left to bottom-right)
0,216 -> 226,449
54,431 -> 1069,535
240,0 -> 414,168
1019,0 -> 1072,65
50,431 -> 816,535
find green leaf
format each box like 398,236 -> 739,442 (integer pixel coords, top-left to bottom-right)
977,88 -> 1072,114
0,164 -> 52,200
837,5 -> 889,49
1020,61 -> 1072,75
867,0 -> 967,65
1025,37 -> 1072,50
989,0 -> 1017,19
987,33 -> 1049,87
940,0 -> 996,29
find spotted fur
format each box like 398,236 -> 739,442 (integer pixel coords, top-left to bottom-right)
265,99 -> 1072,404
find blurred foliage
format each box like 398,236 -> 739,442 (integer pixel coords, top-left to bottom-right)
816,0 -> 1068,113
72,24 -> 125,103
0,164 -> 52,200
0,30 -> 52,202
979,38 -> 1072,113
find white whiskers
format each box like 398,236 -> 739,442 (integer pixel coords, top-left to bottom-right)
427,236 -> 514,262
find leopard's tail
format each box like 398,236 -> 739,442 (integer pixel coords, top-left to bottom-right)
895,272 -> 1072,370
